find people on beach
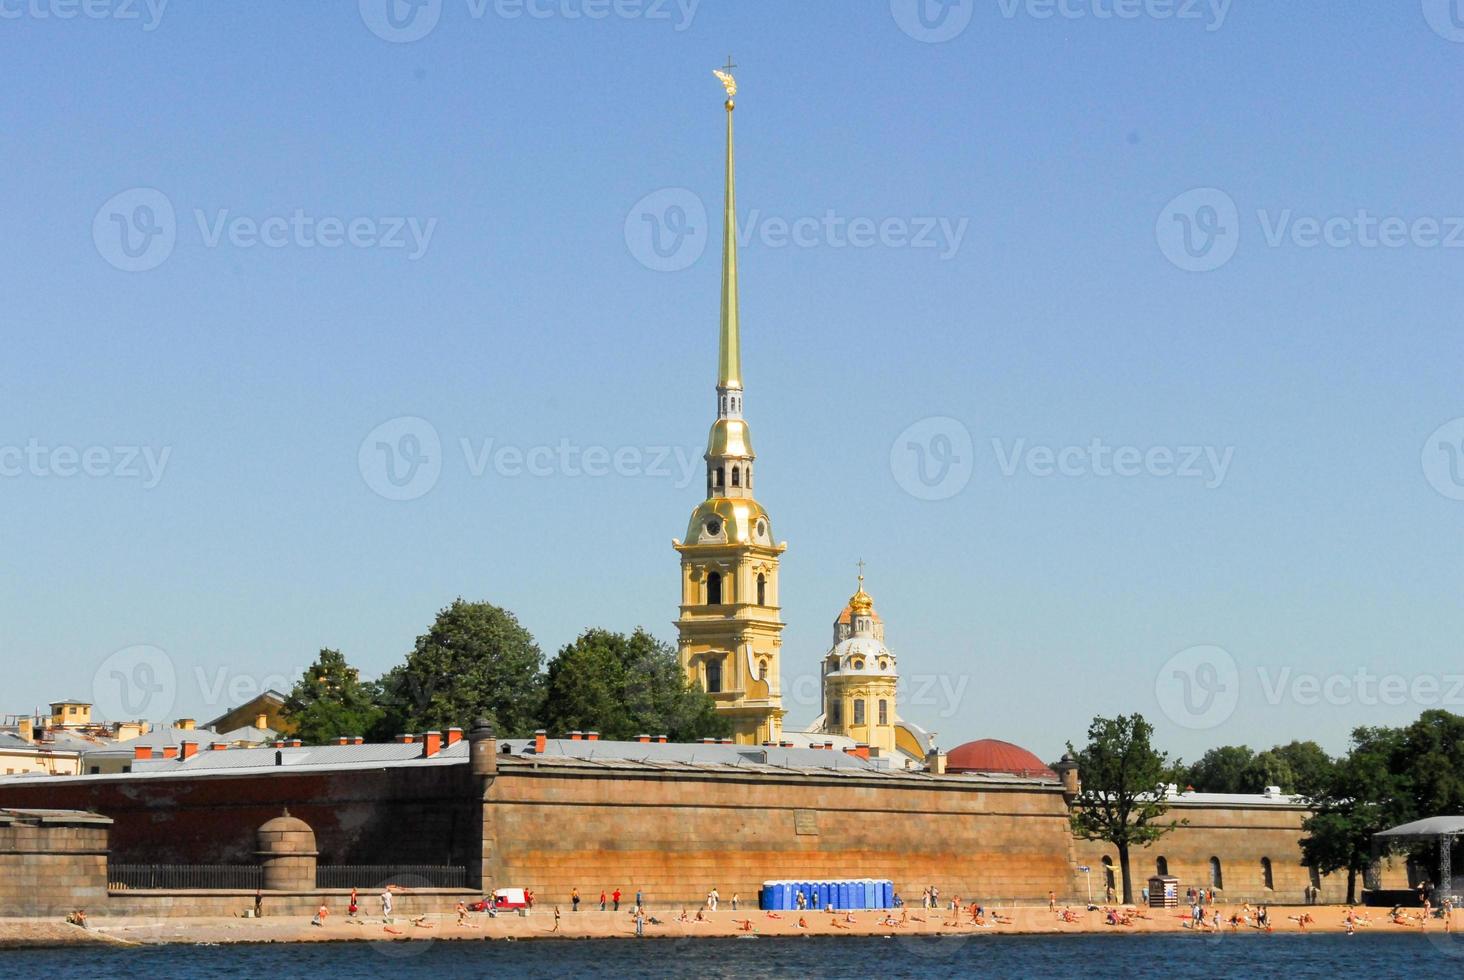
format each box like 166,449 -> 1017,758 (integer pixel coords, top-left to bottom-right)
600,889 -> 607,911
1048,890 -> 1056,911
347,888 -> 359,917
613,887 -> 622,911
571,887 -> 580,912
731,893 -> 739,910
635,907 -> 645,937
380,888 -> 393,922
708,887 -> 720,911
552,905 -> 562,932
311,903 -> 329,927
65,909 -> 88,929
456,901 -> 468,926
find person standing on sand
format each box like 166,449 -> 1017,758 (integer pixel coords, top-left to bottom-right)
709,887 -> 720,911
635,907 -> 645,937
348,888 -> 359,917
553,906 -> 561,932
1048,890 -> 1056,911
381,889 -> 393,922
636,889 -> 643,909
731,893 -> 739,911
600,889 -> 607,911
613,887 -> 622,911
572,887 -> 580,912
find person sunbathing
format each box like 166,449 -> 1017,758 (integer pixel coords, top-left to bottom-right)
797,916 -> 808,928
831,915 -> 850,929
736,919 -> 754,932
764,911 -> 782,919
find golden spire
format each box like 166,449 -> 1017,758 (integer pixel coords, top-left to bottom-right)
715,57 -> 741,390
849,559 -> 873,614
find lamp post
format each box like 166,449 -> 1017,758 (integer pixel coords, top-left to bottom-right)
1077,866 -> 1092,905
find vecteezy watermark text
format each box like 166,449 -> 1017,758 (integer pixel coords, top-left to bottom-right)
890,0 -> 1230,44
0,440 -> 171,488
0,0 -> 168,30
94,188 -> 437,272
992,437 -> 1234,488
358,416 -> 701,501
358,0 -> 699,43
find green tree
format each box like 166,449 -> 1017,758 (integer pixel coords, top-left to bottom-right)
1185,745 -> 1255,793
1269,740 -> 1335,798
1301,725 -> 1410,903
1069,714 -> 1185,904
1241,749 -> 1296,794
378,599 -> 544,738
541,628 -> 729,742
281,648 -> 384,745
1398,710 -> 1464,816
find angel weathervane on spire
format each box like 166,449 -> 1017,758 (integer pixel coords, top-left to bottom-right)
713,55 -> 737,106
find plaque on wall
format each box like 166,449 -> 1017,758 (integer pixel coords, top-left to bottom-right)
794,809 -> 819,835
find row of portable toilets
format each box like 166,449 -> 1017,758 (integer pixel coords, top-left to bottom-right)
759,879 -> 895,911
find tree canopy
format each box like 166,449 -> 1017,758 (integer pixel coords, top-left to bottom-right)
281,648 -> 385,745
1069,713 -> 1185,904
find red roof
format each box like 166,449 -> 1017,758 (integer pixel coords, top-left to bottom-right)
834,605 -> 882,625
946,738 -> 1055,778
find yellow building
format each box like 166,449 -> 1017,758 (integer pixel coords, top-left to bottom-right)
48,699 -> 92,729
673,70 -> 787,745
810,574 -> 934,768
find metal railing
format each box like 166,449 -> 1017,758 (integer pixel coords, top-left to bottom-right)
316,865 -> 469,889
108,864 -> 263,891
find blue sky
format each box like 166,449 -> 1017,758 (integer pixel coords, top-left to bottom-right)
3,1 -> 1462,763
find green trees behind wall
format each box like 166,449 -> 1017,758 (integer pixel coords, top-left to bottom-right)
281,598 -> 727,745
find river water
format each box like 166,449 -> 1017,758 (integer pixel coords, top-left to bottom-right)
2,932 -> 1457,978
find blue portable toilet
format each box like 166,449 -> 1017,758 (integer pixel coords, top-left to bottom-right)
800,882 -> 813,909
882,880 -> 894,908
840,881 -> 853,908
760,883 -> 771,910
782,883 -> 794,910
817,881 -> 830,909
862,880 -> 876,908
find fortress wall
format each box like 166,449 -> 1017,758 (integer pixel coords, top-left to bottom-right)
0,766 -> 479,869
483,766 -> 1078,907
1071,801 -> 1402,905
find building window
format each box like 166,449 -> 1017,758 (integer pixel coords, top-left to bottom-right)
1156,856 -> 1168,877
853,659 -> 865,670
758,659 -> 768,681
1210,857 -> 1224,890
715,466 -> 724,488
853,699 -> 865,725
878,699 -> 888,725
731,467 -> 740,487
706,659 -> 722,694
1261,857 -> 1274,890
756,573 -> 766,605
707,572 -> 722,605
830,701 -> 842,725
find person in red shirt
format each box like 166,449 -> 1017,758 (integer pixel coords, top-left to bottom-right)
600,890 -> 607,911
613,888 -> 622,911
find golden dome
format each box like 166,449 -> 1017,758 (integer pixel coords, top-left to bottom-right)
684,496 -> 773,546
706,418 -> 754,458
848,575 -> 874,615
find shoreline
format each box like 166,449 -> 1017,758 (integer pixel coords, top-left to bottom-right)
1,905 -> 1452,949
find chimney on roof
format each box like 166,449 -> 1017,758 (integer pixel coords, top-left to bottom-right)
468,718 -> 497,778
336,736 -> 350,746
422,731 -> 443,757
781,740 -> 794,748
209,742 -> 228,751
569,730 -> 582,741
161,745 -> 178,759
133,745 -> 153,761
700,737 -> 714,745
273,740 -> 284,748
761,740 -> 775,747
656,734 -> 668,744
637,734 -> 651,743
854,743 -> 870,760
718,738 -> 732,745
395,734 -> 414,744
533,729 -> 547,754
17,717 -> 32,743
176,718 -> 196,730
587,731 -> 599,741
288,738 -> 302,748
353,736 -> 364,745
446,727 -> 463,746
180,740 -> 199,760
255,712 -> 268,730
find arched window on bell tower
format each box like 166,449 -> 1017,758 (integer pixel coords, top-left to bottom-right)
878,699 -> 888,725
706,572 -> 722,605
705,658 -> 722,694
731,467 -> 740,487
756,573 -> 766,605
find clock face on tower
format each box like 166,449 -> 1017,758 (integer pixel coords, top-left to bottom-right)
706,519 -> 722,536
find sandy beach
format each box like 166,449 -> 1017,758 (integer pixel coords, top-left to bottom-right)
1,904 -> 1451,948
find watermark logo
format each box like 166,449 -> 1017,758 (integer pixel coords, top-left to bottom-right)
0,440 -> 171,487
1155,644 -> 1239,730
0,0 -> 169,30
1422,0 -> 1464,43
359,0 -> 443,42
993,0 -> 1231,30
93,188 -> 176,273
1423,417 -> 1464,501
1156,187 -> 1239,272
625,188 -> 706,272
992,438 -> 1234,488
890,0 -> 974,43
92,644 -> 177,721
94,187 -> 437,271
359,416 -> 443,501
890,417 -> 974,501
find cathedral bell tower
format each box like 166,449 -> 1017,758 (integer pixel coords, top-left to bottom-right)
672,65 -> 787,745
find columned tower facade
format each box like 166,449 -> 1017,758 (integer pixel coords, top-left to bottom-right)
673,68 -> 787,745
